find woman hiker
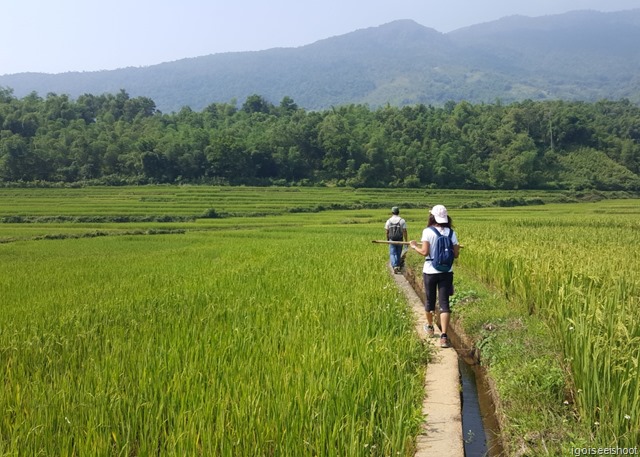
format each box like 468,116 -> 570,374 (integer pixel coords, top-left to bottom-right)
409,205 -> 460,348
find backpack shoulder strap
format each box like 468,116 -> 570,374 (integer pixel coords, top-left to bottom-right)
426,226 -> 440,261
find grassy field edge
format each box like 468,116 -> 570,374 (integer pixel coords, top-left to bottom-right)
404,258 -> 589,455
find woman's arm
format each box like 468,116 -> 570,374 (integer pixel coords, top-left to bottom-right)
409,240 -> 429,257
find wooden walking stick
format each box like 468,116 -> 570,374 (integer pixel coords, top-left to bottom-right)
372,240 -> 411,262
371,240 -> 411,245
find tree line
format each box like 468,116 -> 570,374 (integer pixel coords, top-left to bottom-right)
1,87 -> 639,190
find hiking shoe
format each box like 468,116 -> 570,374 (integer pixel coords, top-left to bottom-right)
393,266 -> 401,274
440,334 -> 450,348
423,324 -> 435,337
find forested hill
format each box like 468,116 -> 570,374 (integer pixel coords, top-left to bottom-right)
1,88 -> 639,191
1,10 -> 640,112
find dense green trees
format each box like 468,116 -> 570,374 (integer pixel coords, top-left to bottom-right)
1,86 -> 639,190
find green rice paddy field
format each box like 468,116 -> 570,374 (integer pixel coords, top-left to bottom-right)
0,186 -> 638,455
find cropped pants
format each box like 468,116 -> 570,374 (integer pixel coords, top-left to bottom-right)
423,271 -> 453,314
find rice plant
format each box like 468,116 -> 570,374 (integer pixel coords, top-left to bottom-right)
0,221 -> 427,455
457,201 -> 640,446
2,186 -> 639,452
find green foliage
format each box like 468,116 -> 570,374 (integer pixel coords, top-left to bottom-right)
456,201 -> 640,448
0,208 -> 427,455
558,147 -> 640,190
1,89 -> 640,190
1,185 -> 639,454
0,214 -> 195,223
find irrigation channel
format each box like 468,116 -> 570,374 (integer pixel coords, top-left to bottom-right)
400,267 -> 504,457
454,335 -> 503,457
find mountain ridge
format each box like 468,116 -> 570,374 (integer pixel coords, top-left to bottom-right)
1,10 -> 640,112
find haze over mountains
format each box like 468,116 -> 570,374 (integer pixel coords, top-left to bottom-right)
1,9 -> 640,112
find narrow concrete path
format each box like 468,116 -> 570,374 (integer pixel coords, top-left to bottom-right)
388,266 -> 464,457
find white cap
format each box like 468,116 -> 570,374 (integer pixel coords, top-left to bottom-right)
430,205 -> 448,224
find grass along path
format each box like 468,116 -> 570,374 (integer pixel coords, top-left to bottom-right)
387,265 -> 464,457
0,222 -> 428,455
3,187 -> 639,454
401,199 -> 640,454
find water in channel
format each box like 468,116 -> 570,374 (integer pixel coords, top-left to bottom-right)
458,356 -> 503,457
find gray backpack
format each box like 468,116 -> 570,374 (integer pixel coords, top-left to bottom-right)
388,222 -> 403,241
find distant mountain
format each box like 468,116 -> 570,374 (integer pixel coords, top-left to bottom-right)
1,10 -> 640,112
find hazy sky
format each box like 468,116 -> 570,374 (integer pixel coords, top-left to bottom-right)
1,0 -> 638,75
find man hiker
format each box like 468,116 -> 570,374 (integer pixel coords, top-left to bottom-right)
384,206 -> 408,274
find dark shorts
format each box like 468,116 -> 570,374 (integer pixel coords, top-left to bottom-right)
423,272 -> 453,314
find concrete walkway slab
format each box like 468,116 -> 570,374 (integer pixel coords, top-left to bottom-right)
389,267 -> 464,457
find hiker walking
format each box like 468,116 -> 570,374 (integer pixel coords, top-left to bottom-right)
409,205 -> 460,348
384,206 -> 408,274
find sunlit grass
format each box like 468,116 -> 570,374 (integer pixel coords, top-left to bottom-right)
0,223 -> 427,455
0,185 -> 579,218
2,186 -> 639,453
456,201 -> 640,446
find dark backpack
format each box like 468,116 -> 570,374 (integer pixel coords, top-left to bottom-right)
428,226 -> 455,272
388,221 -> 404,241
